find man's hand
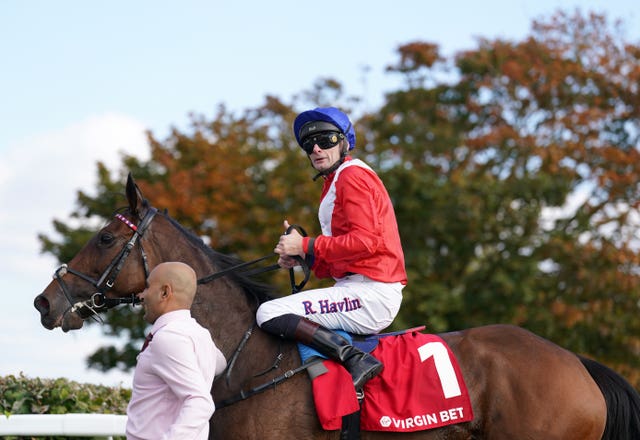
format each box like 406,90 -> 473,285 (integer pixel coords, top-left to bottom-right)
274,220 -> 304,268
277,255 -> 299,269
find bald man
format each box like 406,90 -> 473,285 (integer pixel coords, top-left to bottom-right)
126,262 -> 227,440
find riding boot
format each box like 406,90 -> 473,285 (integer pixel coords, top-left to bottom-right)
261,314 -> 383,389
305,322 -> 383,390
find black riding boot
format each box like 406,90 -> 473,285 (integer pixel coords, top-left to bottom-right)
261,314 -> 383,389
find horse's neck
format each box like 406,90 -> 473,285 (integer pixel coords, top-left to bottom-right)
190,281 -> 257,348
153,218 -> 288,383
152,226 -> 257,351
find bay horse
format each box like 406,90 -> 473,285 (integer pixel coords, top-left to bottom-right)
34,174 -> 640,439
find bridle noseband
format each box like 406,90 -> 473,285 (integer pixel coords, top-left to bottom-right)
53,208 -> 158,321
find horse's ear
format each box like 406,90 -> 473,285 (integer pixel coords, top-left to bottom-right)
126,173 -> 146,216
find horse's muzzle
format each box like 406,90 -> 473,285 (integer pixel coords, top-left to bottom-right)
34,294 -> 56,329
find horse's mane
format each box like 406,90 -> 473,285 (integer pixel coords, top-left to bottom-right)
159,211 -> 276,305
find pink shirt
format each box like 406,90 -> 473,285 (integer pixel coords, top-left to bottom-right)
126,310 -> 226,440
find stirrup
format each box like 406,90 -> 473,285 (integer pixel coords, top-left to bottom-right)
350,355 -> 383,390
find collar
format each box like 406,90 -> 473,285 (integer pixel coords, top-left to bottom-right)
150,309 -> 191,334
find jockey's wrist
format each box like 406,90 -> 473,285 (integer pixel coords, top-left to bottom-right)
303,237 -> 315,258
303,237 -> 315,268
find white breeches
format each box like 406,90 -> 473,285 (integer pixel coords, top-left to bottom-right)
256,274 -> 404,334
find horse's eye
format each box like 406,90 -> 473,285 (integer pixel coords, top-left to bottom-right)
99,232 -> 115,246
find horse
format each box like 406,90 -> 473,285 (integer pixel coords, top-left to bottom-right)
34,174 -> 640,439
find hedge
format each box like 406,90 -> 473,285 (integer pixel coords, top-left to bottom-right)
1,373 -> 130,440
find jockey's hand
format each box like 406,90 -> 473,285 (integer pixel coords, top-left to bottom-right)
274,220 -> 304,262
277,255 -> 299,269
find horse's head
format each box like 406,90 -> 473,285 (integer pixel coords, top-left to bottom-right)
34,174 -> 159,331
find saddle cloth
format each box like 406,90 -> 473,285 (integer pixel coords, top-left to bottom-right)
299,328 -> 474,432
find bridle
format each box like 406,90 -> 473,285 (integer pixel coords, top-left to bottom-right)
53,207 -> 158,321
51,204 -> 315,407
51,203 -> 311,324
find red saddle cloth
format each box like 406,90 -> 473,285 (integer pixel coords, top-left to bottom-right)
311,330 -> 474,432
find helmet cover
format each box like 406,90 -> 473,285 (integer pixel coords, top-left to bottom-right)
293,107 -> 356,150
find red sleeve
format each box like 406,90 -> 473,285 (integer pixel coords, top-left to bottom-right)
312,167 -> 385,272
303,236 -> 332,279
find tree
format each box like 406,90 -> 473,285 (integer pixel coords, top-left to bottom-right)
40,10 -> 640,386
363,10 -> 640,383
40,83 -> 355,371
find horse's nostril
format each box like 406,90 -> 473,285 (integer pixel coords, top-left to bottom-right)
34,295 -> 50,314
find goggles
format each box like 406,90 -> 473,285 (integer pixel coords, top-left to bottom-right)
300,131 -> 344,154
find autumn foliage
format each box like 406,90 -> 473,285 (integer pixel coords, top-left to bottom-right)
40,11 -> 640,387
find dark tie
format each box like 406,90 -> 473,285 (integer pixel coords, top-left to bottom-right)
141,332 -> 153,352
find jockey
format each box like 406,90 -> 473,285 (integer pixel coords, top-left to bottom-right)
256,107 -> 407,390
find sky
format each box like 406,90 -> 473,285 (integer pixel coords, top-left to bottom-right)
1,1 -> 637,388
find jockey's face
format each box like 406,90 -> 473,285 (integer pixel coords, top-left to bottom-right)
307,140 -> 344,173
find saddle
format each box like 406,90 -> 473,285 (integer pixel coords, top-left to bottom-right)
298,327 -> 474,433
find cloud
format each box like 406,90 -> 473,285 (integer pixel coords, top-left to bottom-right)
0,113 -> 149,274
0,113 -> 149,386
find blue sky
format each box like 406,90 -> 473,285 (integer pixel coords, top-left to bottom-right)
1,1 -> 637,387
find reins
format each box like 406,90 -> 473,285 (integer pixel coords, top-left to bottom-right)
196,254 -> 280,285
202,224 -> 313,409
55,207 -> 310,320
196,223 -> 310,293
55,206 -> 314,409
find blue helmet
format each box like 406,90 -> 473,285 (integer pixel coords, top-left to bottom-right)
293,107 -> 356,151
